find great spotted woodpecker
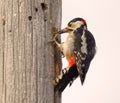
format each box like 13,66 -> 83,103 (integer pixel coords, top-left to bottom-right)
53,18 -> 96,92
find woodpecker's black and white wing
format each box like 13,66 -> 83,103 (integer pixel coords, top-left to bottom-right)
74,27 -> 96,84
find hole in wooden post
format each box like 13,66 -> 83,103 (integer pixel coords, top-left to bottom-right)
35,8 -> 38,12
41,3 -> 48,10
28,16 -> 32,21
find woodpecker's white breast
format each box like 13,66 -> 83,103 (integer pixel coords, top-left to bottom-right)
61,33 -> 75,57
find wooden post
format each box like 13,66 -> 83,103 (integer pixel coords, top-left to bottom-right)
0,0 -> 62,103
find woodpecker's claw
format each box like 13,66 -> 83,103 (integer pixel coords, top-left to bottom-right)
48,32 -> 59,44
48,39 -> 56,44
48,37 -> 56,44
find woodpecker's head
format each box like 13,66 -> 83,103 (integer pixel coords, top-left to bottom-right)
58,18 -> 87,34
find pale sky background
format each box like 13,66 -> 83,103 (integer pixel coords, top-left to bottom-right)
61,0 -> 120,103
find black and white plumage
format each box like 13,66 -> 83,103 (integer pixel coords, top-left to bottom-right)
54,18 -> 96,92
74,27 -> 96,84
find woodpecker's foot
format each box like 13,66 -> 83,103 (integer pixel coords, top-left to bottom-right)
48,32 -> 59,44
48,37 -> 58,45
48,39 -> 56,44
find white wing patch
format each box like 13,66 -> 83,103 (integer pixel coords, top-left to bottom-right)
81,30 -> 88,55
74,51 -> 82,74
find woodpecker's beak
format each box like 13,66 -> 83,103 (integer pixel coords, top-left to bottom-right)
58,27 -> 72,34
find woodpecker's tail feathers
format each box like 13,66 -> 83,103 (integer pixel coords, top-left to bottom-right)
54,65 -> 79,92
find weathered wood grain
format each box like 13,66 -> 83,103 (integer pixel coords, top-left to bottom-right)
0,0 -> 62,103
